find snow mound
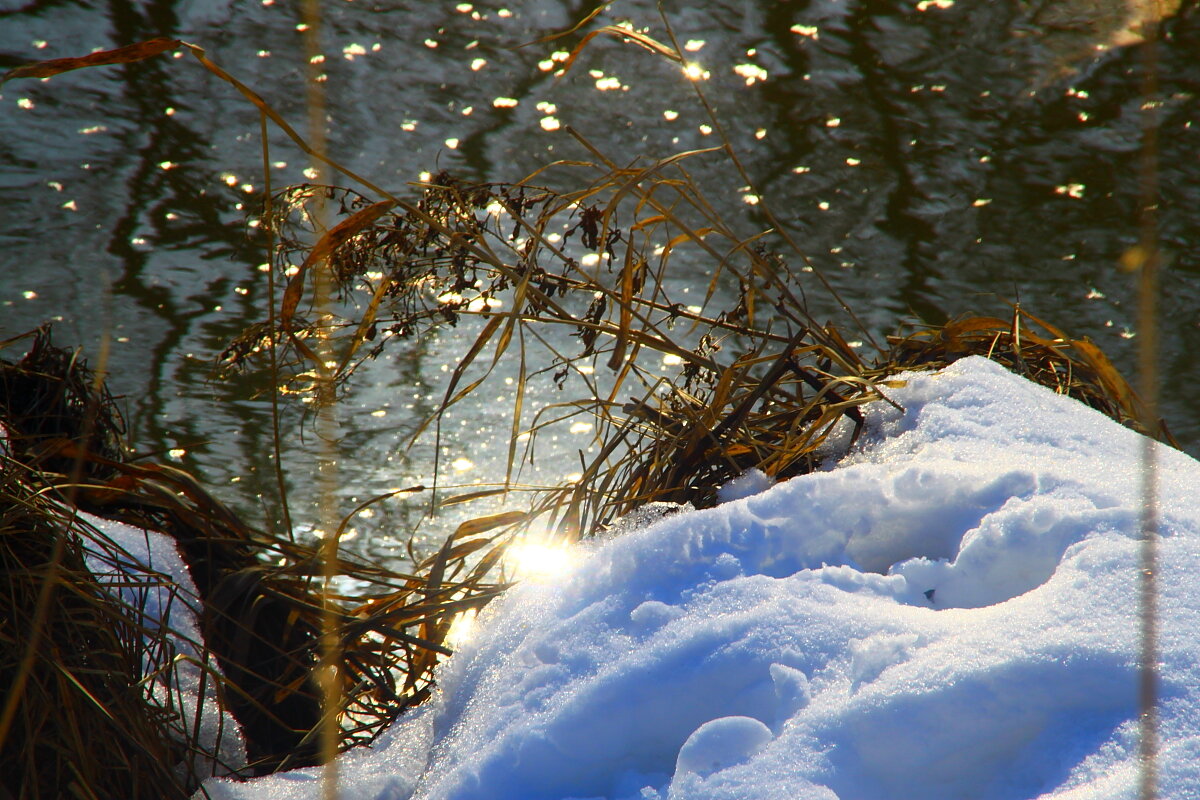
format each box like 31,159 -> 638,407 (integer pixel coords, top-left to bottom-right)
83,513 -> 247,779
204,356 -> 1200,800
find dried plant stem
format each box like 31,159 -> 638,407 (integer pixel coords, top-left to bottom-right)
298,1 -> 342,796
1135,15 -> 1163,800
655,5 -> 881,354
261,111 -> 293,541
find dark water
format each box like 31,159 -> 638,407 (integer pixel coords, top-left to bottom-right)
2,0 -> 1198,558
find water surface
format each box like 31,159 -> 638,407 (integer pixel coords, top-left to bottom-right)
2,0 -> 1196,560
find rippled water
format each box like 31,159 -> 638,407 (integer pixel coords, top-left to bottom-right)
2,0 -> 1197,561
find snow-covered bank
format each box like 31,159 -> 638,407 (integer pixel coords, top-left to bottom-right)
81,512 -> 247,777
202,356 -> 1200,800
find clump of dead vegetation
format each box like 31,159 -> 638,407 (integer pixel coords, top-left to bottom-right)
0,329 -> 508,798
224,154 -> 1173,541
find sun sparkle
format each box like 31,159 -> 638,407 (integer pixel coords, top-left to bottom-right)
504,540 -> 576,581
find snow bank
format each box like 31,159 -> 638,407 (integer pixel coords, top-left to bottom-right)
81,513 -> 247,778
202,356 -> 1200,800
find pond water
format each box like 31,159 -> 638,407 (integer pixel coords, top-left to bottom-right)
2,0 -> 1197,563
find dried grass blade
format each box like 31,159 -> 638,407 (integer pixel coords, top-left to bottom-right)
580,26 -> 682,68
1013,306 -> 1071,341
660,229 -> 715,259
337,269 -> 398,375
632,215 -> 668,231
421,531 -> 458,601
332,486 -> 424,541
179,43 -> 394,201
467,546 -> 509,583
506,332 -> 528,489
407,315 -> 504,445
1,37 -> 181,84
1071,339 -> 1141,414
452,510 -> 528,539
438,488 -> 509,507
491,265 -> 532,367
607,247 -> 640,370
365,626 -> 453,657
940,316 -> 1011,338
279,200 -> 394,331
520,4 -> 608,47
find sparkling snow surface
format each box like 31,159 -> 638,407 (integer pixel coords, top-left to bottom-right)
203,357 -> 1200,800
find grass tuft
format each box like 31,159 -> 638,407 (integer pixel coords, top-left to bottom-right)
0,329 -> 507,795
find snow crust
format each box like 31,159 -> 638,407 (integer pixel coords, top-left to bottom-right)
202,356 -> 1200,800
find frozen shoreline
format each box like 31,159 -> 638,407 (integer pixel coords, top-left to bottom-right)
201,356 -> 1199,800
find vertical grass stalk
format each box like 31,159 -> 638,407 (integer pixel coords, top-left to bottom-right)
1134,13 -> 1163,800
299,2 -> 343,797
261,111 -> 294,541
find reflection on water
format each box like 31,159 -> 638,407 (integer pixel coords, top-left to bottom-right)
1,0 -> 1197,563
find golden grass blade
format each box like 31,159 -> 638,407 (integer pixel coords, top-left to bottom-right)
1072,339 -> 1142,417
336,266 -> 397,376
558,25 -> 682,78
506,331 -> 529,489
437,488 -> 511,507
521,3 -> 609,47
0,37 -> 181,84
331,487 -> 425,541
451,510 -> 528,539
279,200 -> 395,331
406,315 -> 505,450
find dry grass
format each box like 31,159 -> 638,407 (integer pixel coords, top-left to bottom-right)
0,329 -> 507,797
882,308 -> 1176,445
227,162 -> 1174,545
0,468 -> 221,799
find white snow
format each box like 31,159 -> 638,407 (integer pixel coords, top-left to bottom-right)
716,467 -> 774,503
200,356 -> 1200,800
79,512 -> 247,779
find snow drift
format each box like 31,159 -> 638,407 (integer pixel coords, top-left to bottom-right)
202,356 -> 1200,800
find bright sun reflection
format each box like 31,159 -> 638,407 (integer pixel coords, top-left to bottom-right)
446,609 -> 478,649
504,539 -> 575,581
